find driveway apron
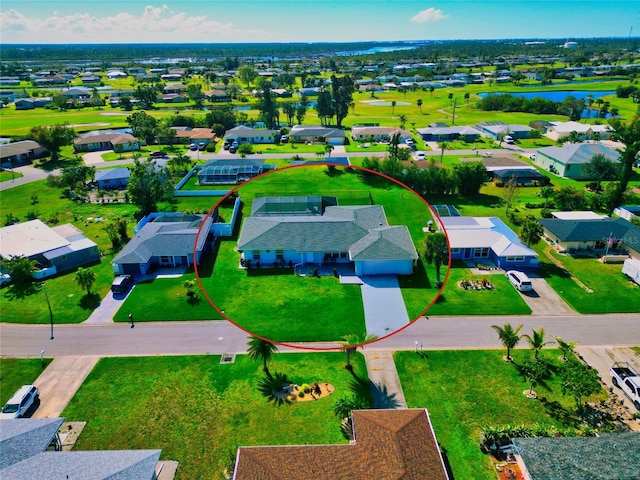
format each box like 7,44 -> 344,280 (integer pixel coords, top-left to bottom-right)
359,275 -> 410,338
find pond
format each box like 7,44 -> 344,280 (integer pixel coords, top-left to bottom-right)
478,90 -> 614,102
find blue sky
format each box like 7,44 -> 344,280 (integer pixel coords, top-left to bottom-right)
1,0 -> 638,44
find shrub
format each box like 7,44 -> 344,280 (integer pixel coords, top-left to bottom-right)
205,142 -> 216,152
540,208 -> 553,218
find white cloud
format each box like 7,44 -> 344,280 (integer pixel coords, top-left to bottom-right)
410,7 -> 447,24
0,5 -> 278,43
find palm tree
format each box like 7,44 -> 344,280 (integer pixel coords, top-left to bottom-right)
391,100 -> 396,117
464,92 -> 470,108
74,267 -> 96,296
258,371 -> 292,406
341,333 -> 378,371
247,336 -> 279,375
554,336 -> 577,361
398,114 -> 407,130
333,395 -> 368,420
492,323 -> 523,361
429,85 -> 435,97
324,144 -> 334,157
423,232 -> 449,287
523,327 -> 551,359
417,98 -> 423,114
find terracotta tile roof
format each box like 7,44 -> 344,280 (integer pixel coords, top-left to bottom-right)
233,409 -> 449,480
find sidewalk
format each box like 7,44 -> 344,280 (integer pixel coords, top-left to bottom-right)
362,350 -> 407,409
33,356 -> 100,418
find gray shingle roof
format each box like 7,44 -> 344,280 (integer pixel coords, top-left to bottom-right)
537,143 -> 620,165
538,217 -> 639,243
113,215 -> 209,265
0,418 -> 65,469
1,449 -> 161,480
513,433 -> 640,480
251,196 -> 337,217
349,226 -> 419,261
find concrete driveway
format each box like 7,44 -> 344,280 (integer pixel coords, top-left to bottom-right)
577,346 -> 640,428
516,276 -> 575,316
360,275 -> 410,338
33,356 -> 100,418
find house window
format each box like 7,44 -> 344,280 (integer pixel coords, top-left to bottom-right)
339,252 -> 348,259
594,241 -> 605,249
506,256 -> 525,262
474,247 -> 489,258
450,248 -> 460,254
160,256 -> 169,263
276,250 -> 284,260
252,251 -> 261,260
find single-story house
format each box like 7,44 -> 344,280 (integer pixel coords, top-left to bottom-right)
61,88 -> 91,99
106,70 -> 128,79
238,199 -> 418,276
14,97 -> 53,110
537,216 -> 640,257
288,125 -> 346,145
205,90 -> 231,102
0,220 -> 100,276
159,94 -> 186,103
417,125 -> 482,142
614,205 -> 640,223
73,131 -> 140,153
271,88 -> 292,98
0,418 -> 162,479
533,143 -> 621,179
440,216 -> 539,270
0,91 -> 17,103
512,433 -> 640,480
493,168 -> 547,186
94,167 -> 130,189
32,75 -> 69,86
476,122 -> 533,140
168,127 -> 216,145
112,213 -> 214,276
198,159 -> 269,185
163,83 -> 187,94
234,409 -> 449,480
297,87 -> 321,96
223,125 -> 279,144
0,140 -> 48,167
544,120 -> 611,141
80,75 -> 101,84
351,126 -> 412,143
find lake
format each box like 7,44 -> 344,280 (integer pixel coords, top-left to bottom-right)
478,90 -> 614,102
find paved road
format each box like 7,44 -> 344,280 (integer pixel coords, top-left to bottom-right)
2,314 -> 639,359
0,165 -> 58,191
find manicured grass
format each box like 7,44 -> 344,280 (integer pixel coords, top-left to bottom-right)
113,254 -> 224,322
427,263 -> 532,316
535,246 -> 640,313
0,170 -> 24,182
204,241 -> 366,341
0,358 -> 52,405
61,352 -> 370,480
0,179 -> 138,323
395,350 -> 607,480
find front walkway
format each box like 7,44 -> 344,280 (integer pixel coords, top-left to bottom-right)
359,275 -> 410,338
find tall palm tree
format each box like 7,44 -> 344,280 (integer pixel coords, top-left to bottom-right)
424,232 -> 449,287
341,333 -> 378,371
398,114 -> 407,130
258,371 -> 292,406
429,85 -> 435,97
464,92 -> 470,108
554,336 -> 578,362
417,98 -> 423,114
247,336 -> 279,375
391,100 -> 396,117
74,267 -> 96,296
492,323 -> 523,362
524,327 -> 551,359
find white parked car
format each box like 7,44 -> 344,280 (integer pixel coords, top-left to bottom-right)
1,385 -> 39,419
415,152 -> 426,161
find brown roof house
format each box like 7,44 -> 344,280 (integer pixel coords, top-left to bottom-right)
233,409 -> 450,480
73,130 -> 140,153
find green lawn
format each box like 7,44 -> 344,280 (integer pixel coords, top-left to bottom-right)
535,247 -> 640,313
0,358 -> 52,405
113,254 -> 224,322
0,170 -> 24,182
395,350 -> 607,480
427,262 -> 532,316
61,352 -> 370,480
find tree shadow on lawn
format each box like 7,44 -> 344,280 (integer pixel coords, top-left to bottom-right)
2,282 -> 40,301
78,292 -> 101,310
357,171 -> 394,190
539,258 -> 572,280
539,399 -> 581,428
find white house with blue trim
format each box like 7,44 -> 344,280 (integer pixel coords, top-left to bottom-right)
442,216 -> 539,270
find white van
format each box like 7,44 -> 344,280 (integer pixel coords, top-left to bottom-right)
507,270 -> 533,292
1,385 -> 39,419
